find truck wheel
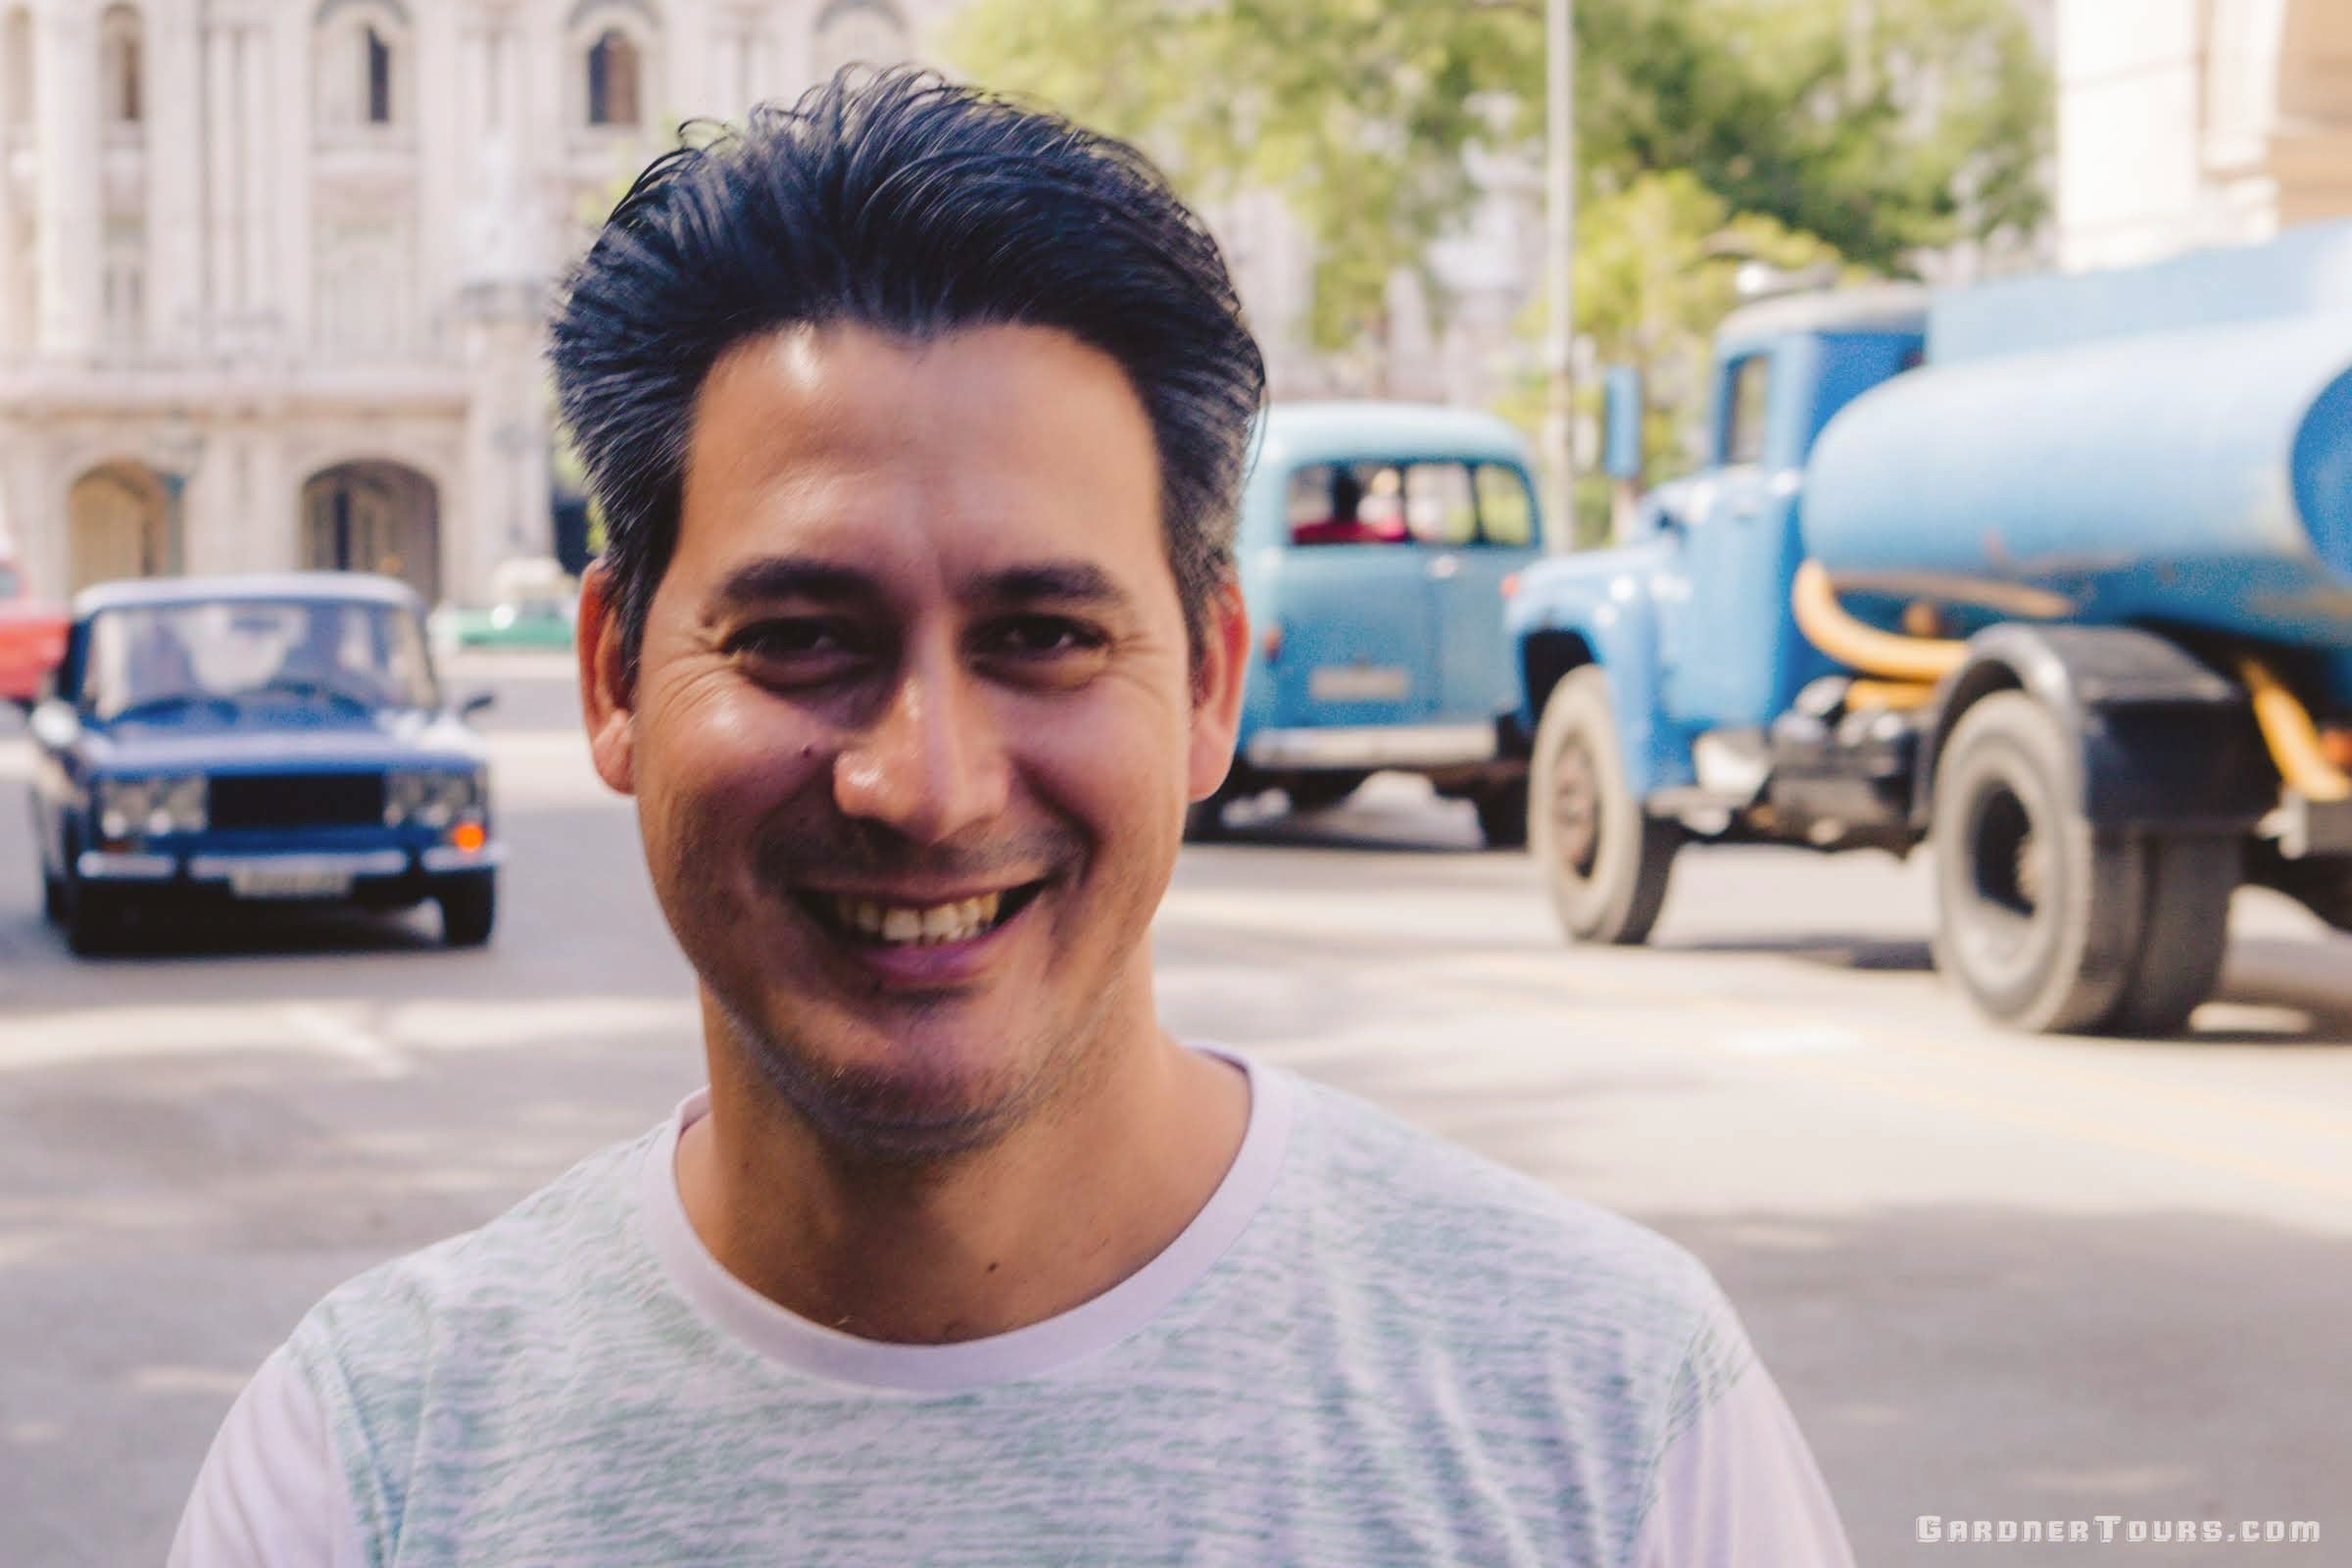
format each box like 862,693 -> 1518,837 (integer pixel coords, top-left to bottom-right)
1931,693 -> 2145,1033
438,875 -> 497,948
2105,836 -> 2238,1037
1532,667 -> 1678,944
1474,777 -> 1530,850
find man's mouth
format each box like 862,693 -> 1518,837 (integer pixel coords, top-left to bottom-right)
797,881 -> 1050,948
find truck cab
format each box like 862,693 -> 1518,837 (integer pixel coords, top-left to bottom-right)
1195,402 -> 1544,842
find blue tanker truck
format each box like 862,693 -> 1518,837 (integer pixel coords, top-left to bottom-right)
1506,221 -> 2352,1035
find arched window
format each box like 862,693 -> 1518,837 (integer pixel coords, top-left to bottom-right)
586,27 -> 642,126
101,5 -> 142,125
813,0 -> 907,79
365,25 -> 392,122
315,0 -> 408,134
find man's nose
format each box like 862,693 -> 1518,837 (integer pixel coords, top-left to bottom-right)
832,641 -> 1011,845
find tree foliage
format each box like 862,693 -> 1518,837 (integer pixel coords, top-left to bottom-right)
942,0 -> 2050,353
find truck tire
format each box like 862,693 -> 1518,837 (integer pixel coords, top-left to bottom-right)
1930,693 -> 2145,1033
2104,836 -> 2238,1037
1531,667 -> 1678,944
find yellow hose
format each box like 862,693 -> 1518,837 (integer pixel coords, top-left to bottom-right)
1790,561 -> 1967,684
1794,563 -> 2352,803
2236,655 -> 2352,803
1844,678 -> 1938,711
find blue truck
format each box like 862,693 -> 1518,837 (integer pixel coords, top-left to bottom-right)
1506,222 -> 2352,1035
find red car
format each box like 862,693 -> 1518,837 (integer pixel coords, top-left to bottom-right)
0,554 -> 69,706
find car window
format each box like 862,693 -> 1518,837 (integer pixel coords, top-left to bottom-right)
1473,464 -> 1536,547
1401,463 -> 1477,546
0,563 -> 21,599
1286,461 -> 1483,548
84,600 -> 440,719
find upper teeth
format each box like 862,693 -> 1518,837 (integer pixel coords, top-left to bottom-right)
835,892 -> 1004,946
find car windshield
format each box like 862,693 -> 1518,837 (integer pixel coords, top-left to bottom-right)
83,598 -> 440,720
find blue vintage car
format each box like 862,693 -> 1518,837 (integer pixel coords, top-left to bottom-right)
24,573 -> 502,955
1197,402 -> 1545,843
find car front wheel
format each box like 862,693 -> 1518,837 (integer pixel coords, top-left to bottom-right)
438,874 -> 497,948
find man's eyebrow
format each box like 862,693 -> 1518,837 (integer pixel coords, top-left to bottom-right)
978,563 -> 1133,611
709,558 -> 880,608
706,557 -> 1136,612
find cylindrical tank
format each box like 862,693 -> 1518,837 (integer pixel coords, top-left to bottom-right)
1802,314 -> 2352,651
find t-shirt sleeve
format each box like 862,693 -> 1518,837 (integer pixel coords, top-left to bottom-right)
1630,1356 -> 1854,1568
168,1346 -> 368,1568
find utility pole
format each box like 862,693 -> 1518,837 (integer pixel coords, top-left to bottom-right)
1544,0 -> 1576,550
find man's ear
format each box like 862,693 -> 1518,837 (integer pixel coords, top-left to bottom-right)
1186,575 -> 1250,804
576,563 -> 638,797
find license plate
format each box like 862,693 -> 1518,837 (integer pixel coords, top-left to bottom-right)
228,867 -> 353,900
1310,664 -> 1411,703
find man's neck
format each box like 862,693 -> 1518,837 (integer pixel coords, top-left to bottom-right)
674,1013 -> 1251,1345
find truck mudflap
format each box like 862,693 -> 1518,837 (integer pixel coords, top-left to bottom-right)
1916,623 -> 2276,832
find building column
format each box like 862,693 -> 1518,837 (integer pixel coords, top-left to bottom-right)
146,0 -> 206,351
203,21 -> 238,329
0,434 -> 65,598
32,0 -> 100,357
237,24 -> 272,337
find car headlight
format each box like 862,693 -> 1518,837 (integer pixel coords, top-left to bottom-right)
384,768 -> 484,830
95,773 -> 207,840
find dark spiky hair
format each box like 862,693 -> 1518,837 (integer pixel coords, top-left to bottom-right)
550,68 -> 1267,684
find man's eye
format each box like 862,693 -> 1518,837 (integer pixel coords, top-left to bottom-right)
987,616 -> 1103,658
729,620 -> 869,669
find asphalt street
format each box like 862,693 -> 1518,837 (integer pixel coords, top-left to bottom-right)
4,655 -> 2349,1565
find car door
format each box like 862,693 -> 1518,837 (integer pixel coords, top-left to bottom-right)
1267,461 -> 1440,730
1430,460 -> 1544,724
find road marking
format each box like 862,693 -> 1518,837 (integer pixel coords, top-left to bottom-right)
1713,1026 -> 1868,1056
276,1003 -> 411,1080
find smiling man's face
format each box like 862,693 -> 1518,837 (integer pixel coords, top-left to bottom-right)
584,322 -> 1245,1156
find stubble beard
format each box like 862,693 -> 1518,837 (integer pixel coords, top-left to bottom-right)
711,954 -> 1133,1171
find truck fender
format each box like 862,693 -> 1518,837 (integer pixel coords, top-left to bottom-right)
1511,589 -> 1690,801
1914,622 -> 2274,831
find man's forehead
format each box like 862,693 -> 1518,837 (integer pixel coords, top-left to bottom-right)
677,321 -> 1165,585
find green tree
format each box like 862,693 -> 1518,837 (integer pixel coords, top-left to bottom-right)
942,0 -> 2049,353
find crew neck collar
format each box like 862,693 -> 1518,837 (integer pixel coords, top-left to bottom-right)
635,1048 -> 1293,1395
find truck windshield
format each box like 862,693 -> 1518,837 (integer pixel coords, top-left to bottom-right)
83,599 -> 441,719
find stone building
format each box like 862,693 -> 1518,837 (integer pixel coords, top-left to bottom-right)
2057,0 -> 2352,269
0,0 -> 949,605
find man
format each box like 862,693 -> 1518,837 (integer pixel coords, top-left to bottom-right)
173,71 -> 1852,1566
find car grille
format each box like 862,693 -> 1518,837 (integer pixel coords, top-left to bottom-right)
209,771 -> 388,831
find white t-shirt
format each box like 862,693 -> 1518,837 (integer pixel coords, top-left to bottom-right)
173,1053 -> 1852,1566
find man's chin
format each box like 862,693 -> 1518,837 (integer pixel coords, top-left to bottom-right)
724,1005 -> 1052,1161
